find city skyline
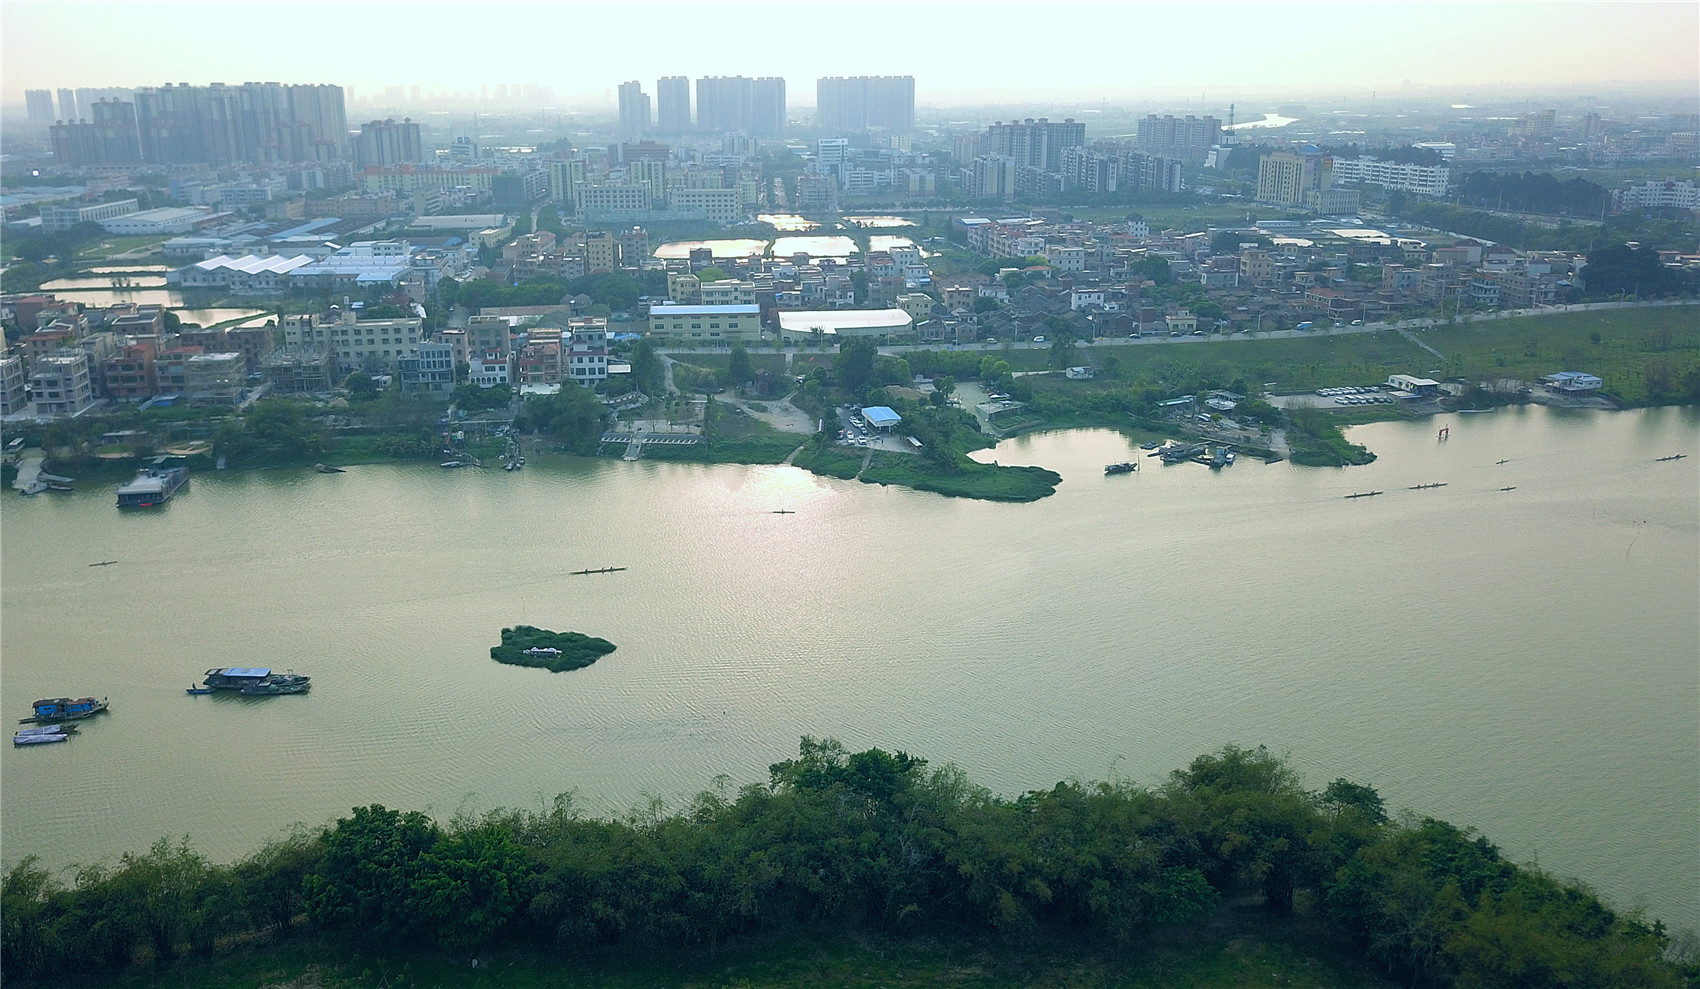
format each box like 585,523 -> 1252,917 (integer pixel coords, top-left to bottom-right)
2,1 -> 1696,108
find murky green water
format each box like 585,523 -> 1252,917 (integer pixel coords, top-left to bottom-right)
3,406 -> 1696,928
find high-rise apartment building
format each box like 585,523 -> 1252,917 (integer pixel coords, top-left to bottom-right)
816,76 -> 914,133
618,81 -> 650,137
25,89 -> 56,126
1135,114 -> 1221,163
750,77 -> 786,137
985,118 -> 1085,172
50,100 -> 143,165
696,76 -> 756,134
358,118 -> 424,167
285,84 -> 349,159
1256,150 -> 1329,206
127,82 -> 348,165
56,88 -> 78,123
656,76 -> 691,133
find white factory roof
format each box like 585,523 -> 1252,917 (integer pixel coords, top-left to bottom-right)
193,254 -> 316,275
775,309 -> 913,331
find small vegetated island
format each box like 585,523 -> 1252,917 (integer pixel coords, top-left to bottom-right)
489,625 -> 616,672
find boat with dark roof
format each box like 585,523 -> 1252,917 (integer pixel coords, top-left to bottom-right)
202,668 -> 311,695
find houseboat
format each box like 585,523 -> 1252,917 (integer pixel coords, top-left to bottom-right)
202,668 -> 311,694
1104,462 -> 1138,475
116,464 -> 188,508
20,697 -> 109,723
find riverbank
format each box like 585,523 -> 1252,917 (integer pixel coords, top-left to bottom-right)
65,910 -> 1401,989
9,742 -> 1690,989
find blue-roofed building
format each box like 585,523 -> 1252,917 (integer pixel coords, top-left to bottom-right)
861,406 -> 901,431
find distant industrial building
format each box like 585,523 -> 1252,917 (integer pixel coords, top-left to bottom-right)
41,198 -> 138,233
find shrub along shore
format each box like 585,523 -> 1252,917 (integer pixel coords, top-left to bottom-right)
3,741 -> 1688,987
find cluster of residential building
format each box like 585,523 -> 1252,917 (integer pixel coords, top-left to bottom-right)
0,297 -> 275,418
952,118 -> 1189,200
941,212 -> 1614,340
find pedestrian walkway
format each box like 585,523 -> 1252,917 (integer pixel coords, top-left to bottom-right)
1395,326 -> 1447,361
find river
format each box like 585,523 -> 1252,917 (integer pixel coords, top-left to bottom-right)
2,406 -> 1695,929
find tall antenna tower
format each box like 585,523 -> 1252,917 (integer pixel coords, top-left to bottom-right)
1227,103 -> 1237,144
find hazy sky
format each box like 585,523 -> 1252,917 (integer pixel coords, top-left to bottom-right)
3,1 -> 1696,106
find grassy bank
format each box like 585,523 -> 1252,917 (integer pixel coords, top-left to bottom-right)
636,415 -> 800,465
790,443 -> 864,479
1420,306 -> 1700,405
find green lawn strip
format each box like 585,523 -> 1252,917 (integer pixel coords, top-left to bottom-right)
669,351 -> 790,375
489,625 -> 615,673
859,451 -> 1059,502
1420,306 -> 1700,405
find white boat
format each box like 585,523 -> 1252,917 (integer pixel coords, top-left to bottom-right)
14,731 -> 69,745
15,724 -> 76,737
440,461 -> 463,468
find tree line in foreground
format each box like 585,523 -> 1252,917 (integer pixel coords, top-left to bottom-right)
3,741 -> 1691,987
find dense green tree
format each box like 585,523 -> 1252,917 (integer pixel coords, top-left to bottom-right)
413,821 -> 533,949
632,337 -> 664,395
1,742 -> 1686,985
834,338 -> 879,393
344,371 -> 379,401
727,343 -> 752,388
451,381 -> 512,411
519,385 -> 609,455
305,805 -> 440,941
1582,244 -> 1693,299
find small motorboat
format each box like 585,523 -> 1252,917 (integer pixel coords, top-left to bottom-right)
15,724 -> 75,745
186,685 -> 217,695
441,461 -> 464,469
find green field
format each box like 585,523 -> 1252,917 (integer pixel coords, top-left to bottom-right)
76,234 -> 171,260
1421,306 -> 1700,404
